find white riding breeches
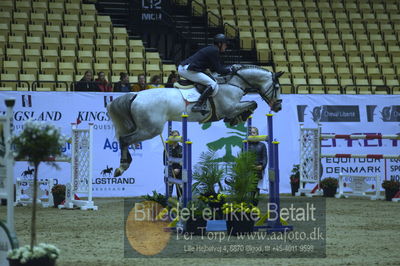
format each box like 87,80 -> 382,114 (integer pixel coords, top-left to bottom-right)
178,64 -> 218,90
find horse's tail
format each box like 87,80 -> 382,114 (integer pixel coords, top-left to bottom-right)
107,94 -> 137,139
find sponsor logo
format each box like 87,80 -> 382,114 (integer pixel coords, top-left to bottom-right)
104,138 -> 142,152
104,96 -> 113,108
366,105 -> 377,122
21,167 -> 35,178
100,165 -> 113,177
93,176 -> 135,185
312,105 -> 360,122
21,95 -> 32,108
367,105 -> 400,122
380,105 -> 400,122
14,111 -> 62,121
297,105 -> 361,122
297,105 -> 307,122
93,164 -> 136,188
75,111 -> 114,130
0,124 -> 5,157
77,97 -> 115,130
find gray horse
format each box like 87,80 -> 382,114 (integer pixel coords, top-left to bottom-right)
107,65 -> 284,177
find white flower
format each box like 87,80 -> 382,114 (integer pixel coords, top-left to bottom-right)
7,243 -> 60,261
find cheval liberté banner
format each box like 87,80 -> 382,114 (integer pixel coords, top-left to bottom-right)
0,91 -> 399,197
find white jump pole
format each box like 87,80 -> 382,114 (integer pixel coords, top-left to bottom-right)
0,98 -> 18,245
299,125 -> 399,197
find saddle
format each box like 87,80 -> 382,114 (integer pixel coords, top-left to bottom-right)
174,80 -> 208,93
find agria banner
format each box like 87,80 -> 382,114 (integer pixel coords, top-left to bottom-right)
0,92 -> 399,197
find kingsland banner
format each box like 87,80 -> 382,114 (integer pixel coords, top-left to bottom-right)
0,92 -> 399,197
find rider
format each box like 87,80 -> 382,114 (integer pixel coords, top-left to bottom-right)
178,33 -> 237,114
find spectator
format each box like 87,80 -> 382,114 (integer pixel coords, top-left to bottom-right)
75,70 -> 100,92
247,126 -> 267,205
148,74 -> 165,89
113,72 -> 132,92
132,73 -> 150,92
95,72 -> 112,92
165,70 -> 180,87
163,130 -> 183,199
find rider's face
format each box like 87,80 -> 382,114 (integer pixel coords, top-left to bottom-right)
220,43 -> 227,52
250,127 -> 258,136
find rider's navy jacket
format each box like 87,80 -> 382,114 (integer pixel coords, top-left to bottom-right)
180,45 -> 231,74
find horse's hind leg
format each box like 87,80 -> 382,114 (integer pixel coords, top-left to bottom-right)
114,137 -> 133,177
114,129 -> 158,177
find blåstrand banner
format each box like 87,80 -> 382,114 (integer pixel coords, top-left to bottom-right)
0,92 -> 399,197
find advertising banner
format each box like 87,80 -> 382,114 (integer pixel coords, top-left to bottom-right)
0,92 -> 399,197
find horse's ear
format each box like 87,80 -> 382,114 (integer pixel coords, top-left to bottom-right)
276,71 -> 284,78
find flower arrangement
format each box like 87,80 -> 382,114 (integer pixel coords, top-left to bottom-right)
186,198 -> 209,218
382,180 -> 400,190
382,179 -> 400,201
12,120 -> 66,164
222,202 -> 261,218
7,243 -> 60,264
224,151 -> 259,204
51,184 -> 66,196
290,164 -> 300,184
192,149 -> 224,195
143,190 -> 168,207
198,193 -> 227,204
320,177 -> 339,189
10,120 -> 65,264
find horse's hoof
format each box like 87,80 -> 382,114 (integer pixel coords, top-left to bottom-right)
114,168 -> 123,177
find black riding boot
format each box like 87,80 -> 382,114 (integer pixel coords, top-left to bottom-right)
192,86 -> 213,114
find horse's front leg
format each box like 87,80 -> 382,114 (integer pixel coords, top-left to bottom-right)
224,101 -> 257,125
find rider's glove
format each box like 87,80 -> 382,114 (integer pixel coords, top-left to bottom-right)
229,65 -> 240,74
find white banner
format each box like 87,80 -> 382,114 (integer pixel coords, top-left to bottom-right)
1,92 -> 399,197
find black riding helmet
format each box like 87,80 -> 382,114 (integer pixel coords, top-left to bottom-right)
213,33 -> 227,45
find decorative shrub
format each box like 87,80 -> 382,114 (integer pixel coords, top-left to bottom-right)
320,177 -> 339,189
51,184 -> 66,196
382,180 -> 400,190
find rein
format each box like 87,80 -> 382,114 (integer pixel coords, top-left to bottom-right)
229,67 -> 279,104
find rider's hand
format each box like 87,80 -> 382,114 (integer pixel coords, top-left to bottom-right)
230,65 -> 240,74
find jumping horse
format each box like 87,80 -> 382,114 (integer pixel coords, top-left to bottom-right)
107,64 -> 284,177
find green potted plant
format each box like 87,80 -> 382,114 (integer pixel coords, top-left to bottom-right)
382,180 -> 400,201
192,149 -> 225,219
143,190 -> 168,207
290,164 -> 300,196
51,184 -> 66,208
8,120 -> 65,265
320,177 -> 339,197
223,151 -> 260,235
184,198 -> 208,235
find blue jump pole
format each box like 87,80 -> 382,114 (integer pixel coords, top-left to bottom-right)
244,116 -> 252,151
186,140 -> 192,204
266,140 -> 293,232
165,121 -> 173,198
246,113 -> 292,233
181,113 -> 189,207
266,114 -> 276,214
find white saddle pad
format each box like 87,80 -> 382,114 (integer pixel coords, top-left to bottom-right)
179,88 -> 201,103
178,86 -> 219,103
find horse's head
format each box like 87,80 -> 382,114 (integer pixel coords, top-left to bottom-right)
259,71 -> 283,112
233,65 -> 283,112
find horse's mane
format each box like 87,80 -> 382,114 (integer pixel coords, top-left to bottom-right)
213,64 -> 272,84
238,64 -> 271,73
